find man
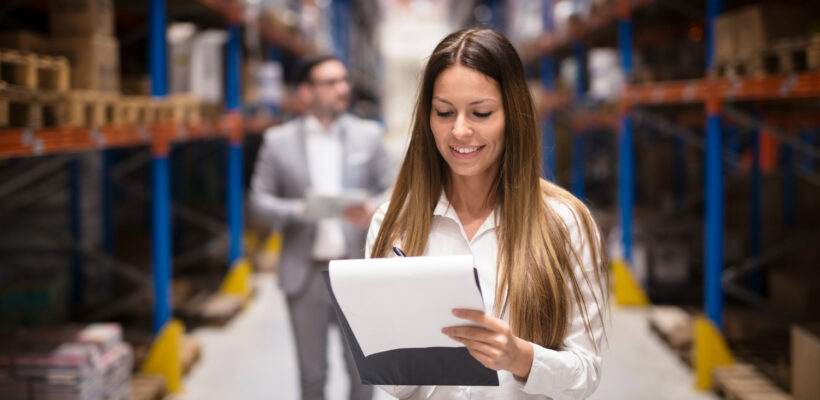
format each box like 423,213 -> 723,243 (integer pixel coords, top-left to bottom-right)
249,55 -> 393,400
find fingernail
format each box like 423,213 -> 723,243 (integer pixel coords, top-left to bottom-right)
441,328 -> 449,334
452,309 -> 461,317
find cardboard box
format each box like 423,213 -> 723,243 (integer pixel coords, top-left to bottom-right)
791,324 -> 820,400
714,13 -> 737,62
49,34 -> 120,92
722,308 -> 787,342
121,75 -> 150,95
49,0 -> 114,36
770,266 -> 820,320
0,31 -> 49,54
735,5 -> 812,56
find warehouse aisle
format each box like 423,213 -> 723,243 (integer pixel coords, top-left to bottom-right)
178,273 -> 391,400
179,274 -> 717,400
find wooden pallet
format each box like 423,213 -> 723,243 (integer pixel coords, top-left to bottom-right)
713,364 -> 793,400
715,37 -> 811,78
181,292 -> 244,327
161,94 -> 202,124
767,38 -> 810,75
129,373 -> 167,400
648,306 -> 693,365
0,85 -> 66,128
0,49 -> 69,91
66,90 -> 120,128
117,96 -> 163,125
181,335 -> 202,375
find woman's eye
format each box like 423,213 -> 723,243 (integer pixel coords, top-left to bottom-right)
474,111 -> 492,118
435,110 -> 453,117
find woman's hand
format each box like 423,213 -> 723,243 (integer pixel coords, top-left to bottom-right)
443,309 -> 534,380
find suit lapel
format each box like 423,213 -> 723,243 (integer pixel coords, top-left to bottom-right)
339,114 -> 352,189
295,118 -> 312,193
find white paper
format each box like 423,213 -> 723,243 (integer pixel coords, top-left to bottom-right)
304,189 -> 368,220
329,255 -> 485,357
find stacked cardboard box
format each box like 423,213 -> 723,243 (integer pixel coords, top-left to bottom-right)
47,0 -> 120,93
0,31 -> 49,54
713,4 -> 816,66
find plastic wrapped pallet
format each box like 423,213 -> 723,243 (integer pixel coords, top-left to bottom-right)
2,324 -> 133,400
167,23 -> 197,95
190,30 -> 227,103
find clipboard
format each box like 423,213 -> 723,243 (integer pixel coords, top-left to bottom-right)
321,256 -> 499,386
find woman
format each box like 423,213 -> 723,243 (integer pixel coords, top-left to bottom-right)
365,29 -> 608,399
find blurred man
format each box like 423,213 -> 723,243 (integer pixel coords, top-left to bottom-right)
250,55 -> 392,400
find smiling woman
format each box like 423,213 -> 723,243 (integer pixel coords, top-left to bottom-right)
366,29 -> 609,400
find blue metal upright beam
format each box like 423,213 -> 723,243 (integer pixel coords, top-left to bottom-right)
489,0 -> 504,32
226,23 -> 243,266
571,41 -> 586,199
149,0 -> 171,335
705,0 -> 725,329
227,24 -> 241,113
706,0 -> 724,73
618,5 -> 634,262
149,0 -> 167,98
151,148 -> 172,334
541,0 -> 556,180
705,108 -> 724,328
331,0 -> 351,65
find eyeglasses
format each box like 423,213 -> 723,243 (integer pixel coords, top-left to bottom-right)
309,76 -> 350,87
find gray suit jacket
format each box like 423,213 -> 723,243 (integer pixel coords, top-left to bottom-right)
249,113 -> 394,296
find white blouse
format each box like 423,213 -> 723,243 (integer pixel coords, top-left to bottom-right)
364,192 -> 606,400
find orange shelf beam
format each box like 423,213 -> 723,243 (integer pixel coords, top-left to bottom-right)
625,72 -> 820,105
0,116 -> 277,160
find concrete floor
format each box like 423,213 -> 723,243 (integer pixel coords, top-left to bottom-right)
178,274 -> 717,400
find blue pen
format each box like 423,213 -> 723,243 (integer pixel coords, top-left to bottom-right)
392,245 -> 407,257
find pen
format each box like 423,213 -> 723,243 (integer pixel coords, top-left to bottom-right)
392,245 -> 407,257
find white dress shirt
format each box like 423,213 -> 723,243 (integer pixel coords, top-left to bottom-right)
364,191 -> 606,400
305,115 -> 347,260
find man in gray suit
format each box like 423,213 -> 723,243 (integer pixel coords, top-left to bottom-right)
249,55 -> 392,400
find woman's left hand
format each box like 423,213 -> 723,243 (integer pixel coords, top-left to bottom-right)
443,309 -> 534,380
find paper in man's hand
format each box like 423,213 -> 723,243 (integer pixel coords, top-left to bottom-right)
304,189 -> 368,220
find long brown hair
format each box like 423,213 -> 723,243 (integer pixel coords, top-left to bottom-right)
370,29 -> 607,350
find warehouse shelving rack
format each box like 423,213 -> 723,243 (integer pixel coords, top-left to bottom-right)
0,0 -> 356,391
536,0 -> 820,390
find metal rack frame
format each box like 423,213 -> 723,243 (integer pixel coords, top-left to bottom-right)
538,0 -> 820,330
0,0 -> 322,335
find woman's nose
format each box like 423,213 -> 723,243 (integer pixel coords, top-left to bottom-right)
451,114 -> 472,139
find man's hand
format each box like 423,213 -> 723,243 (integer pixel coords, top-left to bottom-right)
443,309 -> 534,380
341,202 -> 374,229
